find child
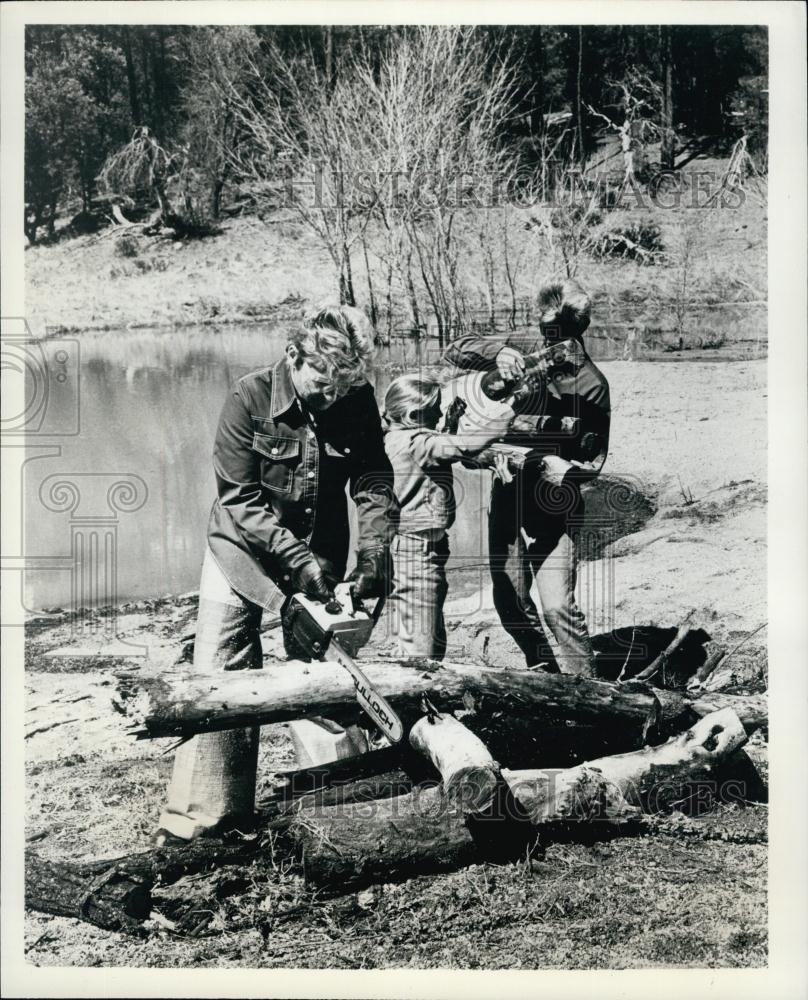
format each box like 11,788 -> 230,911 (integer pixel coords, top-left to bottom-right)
383,374 -> 514,660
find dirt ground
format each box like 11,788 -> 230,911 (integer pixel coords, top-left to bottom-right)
22,358 -> 767,969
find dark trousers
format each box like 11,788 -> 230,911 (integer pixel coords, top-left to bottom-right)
488,476 -> 595,675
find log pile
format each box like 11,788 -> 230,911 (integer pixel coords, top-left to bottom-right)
27,707 -> 752,933
26,634 -> 767,936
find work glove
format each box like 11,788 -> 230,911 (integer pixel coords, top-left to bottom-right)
289,558 -> 335,602
275,536 -> 335,600
345,546 -> 393,600
441,396 -> 467,434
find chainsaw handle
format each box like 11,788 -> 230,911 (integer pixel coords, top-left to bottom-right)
337,580 -> 386,625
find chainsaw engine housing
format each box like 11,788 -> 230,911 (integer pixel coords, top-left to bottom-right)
288,593 -> 375,659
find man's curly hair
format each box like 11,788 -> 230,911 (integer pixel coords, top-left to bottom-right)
288,304 -> 375,386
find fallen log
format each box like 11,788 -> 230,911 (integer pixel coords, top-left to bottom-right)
26,839 -> 267,935
119,658 -> 767,741
276,771 -> 415,814
26,710 -> 749,930
503,707 -> 748,821
25,854 -> 152,935
409,712 -> 500,813
285,708 -> 748,887
632,619 -> 695,682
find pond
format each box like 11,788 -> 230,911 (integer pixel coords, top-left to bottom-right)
20,324 -> 486,613
19,316 -> 758,612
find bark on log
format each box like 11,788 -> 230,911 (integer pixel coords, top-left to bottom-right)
409,713 -> 500,813
25,839 -> 266,934
502,707 -> 748,822
119,658 -> 767,741
25,853 -> 152,934
26,711 -> 748,929
277,771 -> 415,814
281,708 -> 748,887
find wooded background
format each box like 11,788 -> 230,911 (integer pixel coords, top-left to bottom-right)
24,25 -> 768,236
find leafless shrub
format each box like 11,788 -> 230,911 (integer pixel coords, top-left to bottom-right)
218,27 -> 521,341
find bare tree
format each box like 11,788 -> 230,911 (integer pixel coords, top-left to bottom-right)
586,68 -> 668,187
219,38 -> 380,305
217,27 -> 520,334
353,27 -> 521,343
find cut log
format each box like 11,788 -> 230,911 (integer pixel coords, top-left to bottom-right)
409,712 -> 500,813
503,706 -> 748,822
118,658 -> 767,742
26,711 -> 748,929
281,708 -> 749,887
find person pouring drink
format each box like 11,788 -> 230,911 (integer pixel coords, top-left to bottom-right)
443,278 -> 611,677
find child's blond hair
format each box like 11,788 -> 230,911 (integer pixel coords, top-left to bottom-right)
384,374 -> 441,428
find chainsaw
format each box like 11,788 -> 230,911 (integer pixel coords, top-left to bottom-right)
285,583 -> 405,744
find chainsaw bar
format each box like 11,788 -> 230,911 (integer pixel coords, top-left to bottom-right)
328,637 -> 404,744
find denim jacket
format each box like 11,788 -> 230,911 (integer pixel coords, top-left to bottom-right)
207,357 -> 398,610
385,401 -> 514,535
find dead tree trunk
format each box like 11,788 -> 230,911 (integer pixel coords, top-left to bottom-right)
26,710 -> 747,929
119,658 -> 767,742
409,713 -> 501,813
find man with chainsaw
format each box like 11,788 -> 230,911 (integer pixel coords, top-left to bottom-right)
443,278 -> 610,677
154,305 -> 398,845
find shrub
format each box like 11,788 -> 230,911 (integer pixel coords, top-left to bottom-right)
550,202 -> 602,230
593,221 -> 664,264
114,233 -> 140,258
171,205 -> 222,240
699,331 -> 727,350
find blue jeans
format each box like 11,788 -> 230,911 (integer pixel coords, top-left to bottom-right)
390,531 -> 450,660
158,548 -> 364,839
